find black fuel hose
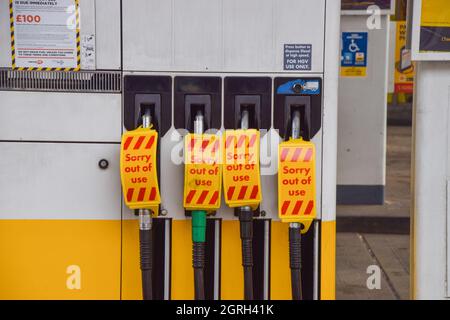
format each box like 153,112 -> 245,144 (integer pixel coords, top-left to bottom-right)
140,227 -> 153,300
239,208 -> 254,300
289,225 -> 303,300
193,241 -> 206,300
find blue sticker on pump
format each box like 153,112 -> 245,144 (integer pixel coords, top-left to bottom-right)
276,79 -> 320,95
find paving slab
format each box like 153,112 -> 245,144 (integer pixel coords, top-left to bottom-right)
363,234 -> 410,300
336,233 -> 398,300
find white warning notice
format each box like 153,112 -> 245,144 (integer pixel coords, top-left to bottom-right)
284,44 -> 312,71
11,0 -> 80,70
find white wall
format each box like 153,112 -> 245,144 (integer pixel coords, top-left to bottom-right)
413,61 -> 450,300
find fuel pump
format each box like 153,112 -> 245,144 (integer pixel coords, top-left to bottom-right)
0,0 -> 340,300
275,78 -> 320,300
223,77 -> 270,300
120,108 -> 161,300
179,77 -> 223,300
184,111 -> 222,300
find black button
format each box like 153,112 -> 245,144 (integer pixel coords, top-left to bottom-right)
98,159 -> 109,170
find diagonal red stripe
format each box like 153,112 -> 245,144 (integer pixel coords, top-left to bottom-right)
137,188 -> 146,202
292,201 -> 303,215
186,190 -> 196,204
149,187 -> 156,201
145,135 -> 155,149
291,148 -> 302,162
226,136 -> 235,149
201,139 -> 210,151
304,200 -> 314,215
249,185 -> 259,199
304,148 -> 313,162
238,186 -> 248,200
197,190 -> 209,205
123,136 -> 133,150
248,134 -> 257,148
280,148 -> 289,162
126,188 -> 134,202
133,136 -> 146,150
188,138 -> 197,151
212,139 -> 220,153
281,201 -> 290,215
237,135 -> 246,148
227,186 -> 235,200
209,191 -> 219,205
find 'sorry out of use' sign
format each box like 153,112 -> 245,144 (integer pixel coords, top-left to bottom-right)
278,140 -> 316,224
120,128 -> 161,212
223,129 -> 262,210
184,134 -> 222,212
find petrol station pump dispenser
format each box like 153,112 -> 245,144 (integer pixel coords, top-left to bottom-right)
0,0 -> 340,300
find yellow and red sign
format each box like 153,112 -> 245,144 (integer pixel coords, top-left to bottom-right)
184,133 -> 222,212
120,127 -> 161,213
223,130 -> 261,210
394,21 -> 414,94
278,139 -> 316,229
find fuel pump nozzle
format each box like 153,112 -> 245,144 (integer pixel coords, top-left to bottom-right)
238,108 -> 254,301
139,108 -> 154,300
192,110 -> 207,301
289,110 -> 303,301
121,99 -> 162,300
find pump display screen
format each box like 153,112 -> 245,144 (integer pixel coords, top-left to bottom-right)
341,0 -> 392,10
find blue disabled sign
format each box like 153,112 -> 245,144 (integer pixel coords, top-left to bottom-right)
341,32 -> 368,77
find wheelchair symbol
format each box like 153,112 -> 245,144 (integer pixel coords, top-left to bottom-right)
349,39 -> 360,53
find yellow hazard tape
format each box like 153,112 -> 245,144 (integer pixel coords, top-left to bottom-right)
9,0 -> 14,69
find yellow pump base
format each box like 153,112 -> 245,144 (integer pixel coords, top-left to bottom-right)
0,219 -> 121,300
0,218 -> 335,300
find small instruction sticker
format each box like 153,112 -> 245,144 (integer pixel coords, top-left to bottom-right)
341,32 -> 368,77
81,34 -> 96,70
284,44 -> 312,71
